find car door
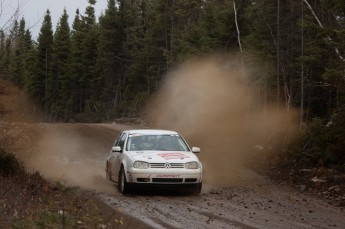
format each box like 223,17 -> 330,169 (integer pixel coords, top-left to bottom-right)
111,132 -> 127,182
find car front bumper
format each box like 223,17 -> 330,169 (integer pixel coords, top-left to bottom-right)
126,168 -> 202,184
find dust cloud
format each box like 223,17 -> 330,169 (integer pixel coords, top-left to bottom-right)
20,124 -> 118,195
145,56 -> 298,185
1,56 -> 297,191
0,79 -> 41,123
0,80 -> 114,194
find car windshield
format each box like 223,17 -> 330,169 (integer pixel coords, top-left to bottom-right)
126,134 -> 189,151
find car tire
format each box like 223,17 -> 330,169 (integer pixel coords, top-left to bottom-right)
192,182 -> 202,195
118,166 -> 129,194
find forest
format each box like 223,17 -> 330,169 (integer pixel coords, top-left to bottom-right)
0,0 -> 345,167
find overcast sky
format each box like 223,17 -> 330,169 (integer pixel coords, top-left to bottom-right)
1,0 -> 108,39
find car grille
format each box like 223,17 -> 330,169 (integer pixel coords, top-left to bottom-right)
152,178 -> 183,183
150,163 -> 184,168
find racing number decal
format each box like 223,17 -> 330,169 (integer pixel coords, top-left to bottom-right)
157,153 -> 190,160
156,174 -> 181,178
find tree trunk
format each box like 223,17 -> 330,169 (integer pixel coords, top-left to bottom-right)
233,0 -> 244,70
276,0 -> 280,106
300,0 -> 304,129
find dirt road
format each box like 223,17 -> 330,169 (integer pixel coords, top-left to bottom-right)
19,123 -> 344,229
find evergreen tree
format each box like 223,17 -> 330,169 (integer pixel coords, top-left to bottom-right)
23,29 -> 37,92
176,0 -> 237,60
139,0 -> 158,94
95,0 -> 120,117
242,0 -> 279,105
69,9 -> 86,116
0,0 -> 343,122
149,0 -> 173,73
50,9 -> 71,120
3,21 -> 18,81
120,0 -> 148,114
9,18 -> 27,86
0,30 -> 9,75
27,10 -> 53,108
300,1 -> 343,117
80,0 -> 99,117
1,38 -> 12,76
0,30 -> 12,76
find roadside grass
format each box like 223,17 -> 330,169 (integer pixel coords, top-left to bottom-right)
0,166 -> 129,229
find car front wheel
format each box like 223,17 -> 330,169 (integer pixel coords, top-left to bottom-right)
192,182 -> 202,195
118,166 -> 129,194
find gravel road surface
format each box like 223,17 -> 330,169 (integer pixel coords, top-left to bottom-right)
22,123 -> 345,229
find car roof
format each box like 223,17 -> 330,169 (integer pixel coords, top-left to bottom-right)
126,129 -> 179,135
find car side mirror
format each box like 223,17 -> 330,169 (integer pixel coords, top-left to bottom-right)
112,146 -> 122,153
192,147 -> 200,153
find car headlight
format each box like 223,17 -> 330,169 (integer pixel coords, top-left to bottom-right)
133,161 -> 149,169
185,161 -> 199,169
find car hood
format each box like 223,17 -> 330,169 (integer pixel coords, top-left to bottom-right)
128,151 -> 199,163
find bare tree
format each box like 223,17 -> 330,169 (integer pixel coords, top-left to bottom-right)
0,0 -> 27,61
0,0 -> 26,33
233,0 -> 244,71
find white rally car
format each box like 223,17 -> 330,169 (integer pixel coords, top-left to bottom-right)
105,129 -> 203,194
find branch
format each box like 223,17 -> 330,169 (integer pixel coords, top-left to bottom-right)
0,0 -> 28,61
267,21 -> 291,111
303,0 -> 345,63
233,0 -> 243,53
0,0 -> 27,33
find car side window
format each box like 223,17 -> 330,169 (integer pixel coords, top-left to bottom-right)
118,133 -> 127,149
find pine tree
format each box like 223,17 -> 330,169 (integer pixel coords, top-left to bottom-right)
69,9 -> 86,116
80,0 -> 99,117
9,18 -> 27,86
1,38 -> 12,76
22,29 -> 37,93
242,0 -> 277,103
0,0 -> 342,123
4,20 -> 19,81
149,0 -> 173,73
95,0 -> 120,116
50,9 -> 71,120
139,0 -> 158,94
0,30 -> 6,72
120,0 -> 148,114
27,10 -> 53,108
